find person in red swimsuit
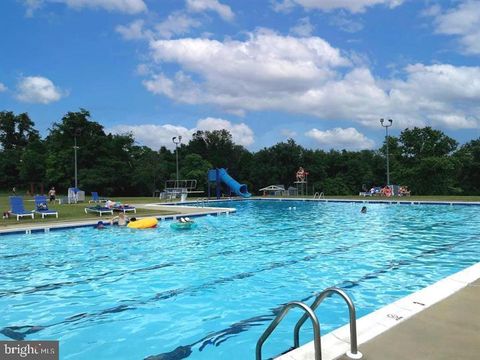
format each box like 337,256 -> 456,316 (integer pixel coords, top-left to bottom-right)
296,167 -> 305,182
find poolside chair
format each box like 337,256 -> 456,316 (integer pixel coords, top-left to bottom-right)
9,196 -> 34,221
34,195 -> 58,219
89,192 -> 108,203
85,205 -> 113,216
113,204 -> 136,214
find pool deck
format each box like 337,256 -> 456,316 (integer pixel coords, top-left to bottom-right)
276,262 -> 480,360
335,278 -> 480,360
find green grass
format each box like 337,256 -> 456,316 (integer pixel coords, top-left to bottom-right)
0,195 -> 175,228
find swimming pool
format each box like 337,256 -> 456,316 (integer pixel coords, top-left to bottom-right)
0,200 -> 479,359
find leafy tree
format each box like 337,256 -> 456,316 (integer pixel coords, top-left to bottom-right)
180,154 -> 212,191
44,109 -> 134,195
455,139 -> 480,195
0,111 -> 40,189
391,127 -> 459,194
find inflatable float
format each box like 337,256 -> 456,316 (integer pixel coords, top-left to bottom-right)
127,217 -> 158,229
170,221 -> 197,230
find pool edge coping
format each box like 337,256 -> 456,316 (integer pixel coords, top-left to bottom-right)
275,261 -> 480,360
0,206 -> 236,236
162,197 -> 480,206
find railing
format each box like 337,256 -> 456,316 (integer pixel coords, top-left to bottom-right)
196,198 -> 208,207
294,287 -> 362,359
313,192 -> 325,199
256,301 -> 322,360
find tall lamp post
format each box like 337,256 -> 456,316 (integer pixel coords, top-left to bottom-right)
73,128 -> 81,188
172,136 -> 182,188
380,118 -> 393,186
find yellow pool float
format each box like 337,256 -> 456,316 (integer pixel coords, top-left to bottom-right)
127,217 -> 158,229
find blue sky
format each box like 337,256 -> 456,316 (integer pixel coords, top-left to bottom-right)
1,0 -> 479,151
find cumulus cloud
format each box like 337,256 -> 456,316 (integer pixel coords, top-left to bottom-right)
23,0 -> 147,15
145,30 -> 350,111
138,30 -> 480,130
155,12 -> 202,39
186,0 -> 234,21
272,0 -> 404,13
290,17 -> 314,37
16,76 -> 65,104
110,117 -> 254,150
0,83 -> 7,92
196,117 -> 254,146
429,0 -> 480,55
305,127 -> 375,150
116,19 -> 150,40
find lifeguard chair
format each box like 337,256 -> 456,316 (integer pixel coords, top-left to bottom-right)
294,167 -> 309,196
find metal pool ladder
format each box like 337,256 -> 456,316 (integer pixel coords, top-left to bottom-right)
256,287 -> 362,360
313,192 -> 325,199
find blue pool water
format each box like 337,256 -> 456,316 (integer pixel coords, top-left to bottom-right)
0,200 -> 479,360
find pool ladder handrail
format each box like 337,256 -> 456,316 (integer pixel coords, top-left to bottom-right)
313,192 -> 325,199
294,287 -> 362,359
197,198 -> 208,207
256,287 -> 362,360
256,301 -> 322,360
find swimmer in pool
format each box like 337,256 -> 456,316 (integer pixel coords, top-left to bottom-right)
110,212 -> 128,226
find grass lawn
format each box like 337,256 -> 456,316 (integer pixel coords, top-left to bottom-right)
0,195 -> 176,228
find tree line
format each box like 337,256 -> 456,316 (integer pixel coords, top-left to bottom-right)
1,109 -> 479,196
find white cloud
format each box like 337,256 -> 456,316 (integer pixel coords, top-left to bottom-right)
0,83 -> 7,92
387,64 -> 480,129
186,0 -> 234,21
138,30 -> 480,130
116,20 -> 150,40
272,0 -> 404,13
16,76 -> 65,104
429,0 -> 480,55
305,127 -> 375,150
155,12 -> 202,39
110,118 -> 254,149
23,0 -> 147,15
290,17 -> 314,37
110,124 -> 192,150
196,117 -> 254,146
329,11 -> 364,33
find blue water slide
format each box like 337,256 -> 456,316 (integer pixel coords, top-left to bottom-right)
217,168 -> 251,198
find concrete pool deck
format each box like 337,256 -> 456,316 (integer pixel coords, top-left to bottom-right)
336,278 -> 480,360
277,262 -> 480,360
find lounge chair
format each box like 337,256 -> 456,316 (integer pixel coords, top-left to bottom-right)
113,204 -> 136,214
9,196 -> 34,221
34,195 -> 58,219
89,192 -> 108,203
85,205 -> 113,216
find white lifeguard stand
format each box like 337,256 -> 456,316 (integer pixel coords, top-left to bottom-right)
294,168 -> 309,196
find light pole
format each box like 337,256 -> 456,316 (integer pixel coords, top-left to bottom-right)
172,135 -> 182,188
380,118 -> 393,186
73,129 -> 81,188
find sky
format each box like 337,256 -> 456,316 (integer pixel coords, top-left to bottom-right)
0,0 -> 479,151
